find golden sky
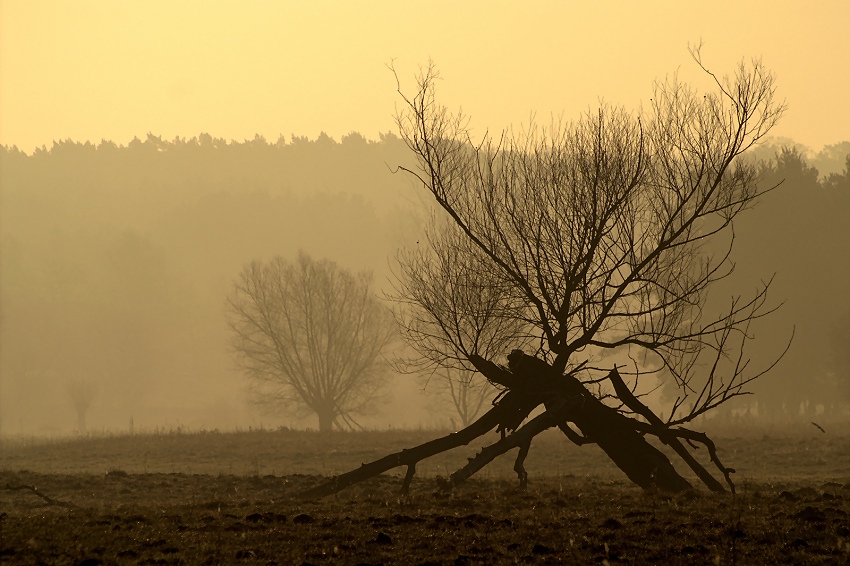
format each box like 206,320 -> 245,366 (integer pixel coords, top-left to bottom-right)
1,0 -> 848,153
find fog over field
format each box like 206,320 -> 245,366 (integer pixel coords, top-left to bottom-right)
0,135 -> 437,433
0,1 -> 848,436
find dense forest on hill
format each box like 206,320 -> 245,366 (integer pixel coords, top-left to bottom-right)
0,134 -> 847,434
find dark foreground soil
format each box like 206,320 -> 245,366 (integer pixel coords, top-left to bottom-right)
1,427 -> 849,564
1,471 -> 849,565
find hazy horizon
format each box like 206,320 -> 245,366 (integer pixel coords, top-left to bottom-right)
1,1 -> 849,153
1,1 -> 848,436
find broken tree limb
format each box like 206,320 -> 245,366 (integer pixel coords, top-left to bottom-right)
565,390 -> 693,493
513,439 -> 532,489
468,354 -> 544,437
607,365 -> 663,425
299,391 -> 536,499
4,483 -> 77,508
607,366 -> 727,493
632,421 -> 737,493
557,422 -> 592,446
446,409 -> 558,489
443,396 -> 584,491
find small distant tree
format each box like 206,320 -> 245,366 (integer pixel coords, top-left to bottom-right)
67,378 -> 96,433
226,252 -> 396,431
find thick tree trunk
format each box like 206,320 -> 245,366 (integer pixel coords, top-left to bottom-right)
74,405 -> 87,434
565,390 -> 692,492
470,354 -> 692,493
607,367 -> 725,492
317,410 -> 335,433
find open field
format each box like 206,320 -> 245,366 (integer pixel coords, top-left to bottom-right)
2,425 -> 849,564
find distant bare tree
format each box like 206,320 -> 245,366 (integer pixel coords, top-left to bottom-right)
227,252 -> 396,431
67,378 -> 96,433
303,47 -> 788,498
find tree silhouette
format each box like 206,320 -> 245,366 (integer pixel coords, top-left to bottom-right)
67,379 -> 96,433
227,252 -> 396,431
303,48 -> 787,498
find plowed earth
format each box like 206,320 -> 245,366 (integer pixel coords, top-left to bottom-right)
2,426 -> 849,564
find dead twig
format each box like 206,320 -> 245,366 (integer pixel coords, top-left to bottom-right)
4,483 -> 77,508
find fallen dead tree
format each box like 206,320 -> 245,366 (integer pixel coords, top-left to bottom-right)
300,50 -> 787,499
301,353 -> 735,499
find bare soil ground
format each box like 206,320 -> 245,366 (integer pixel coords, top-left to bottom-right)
1,425 -> 849,564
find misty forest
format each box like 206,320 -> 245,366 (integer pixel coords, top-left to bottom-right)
2,54 -> 850,564
2,99 -> 847,437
